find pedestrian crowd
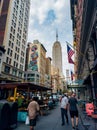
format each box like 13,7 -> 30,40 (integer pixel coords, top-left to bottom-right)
26,92 -> 79,130
60,92 -> 79,130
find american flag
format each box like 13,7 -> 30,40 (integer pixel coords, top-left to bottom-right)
67,44 -> 74,64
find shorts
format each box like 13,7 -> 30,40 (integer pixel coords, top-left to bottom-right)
30,118 -> 36,126
70,110 -> 78,118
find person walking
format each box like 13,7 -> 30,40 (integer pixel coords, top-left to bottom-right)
27,96 -> 40,130
60,93 -> 69,126
68,92 -> 79,130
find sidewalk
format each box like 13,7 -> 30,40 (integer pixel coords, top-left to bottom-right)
15,103 -> 95,130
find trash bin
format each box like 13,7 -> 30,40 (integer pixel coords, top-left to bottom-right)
0,101 -> 11,130
9,102 -> 18,129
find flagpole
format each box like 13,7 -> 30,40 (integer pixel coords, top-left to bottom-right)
66,41 -> 85,77
66,41 -> 73,48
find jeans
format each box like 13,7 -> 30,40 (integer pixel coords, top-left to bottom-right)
61,108 -> 68,124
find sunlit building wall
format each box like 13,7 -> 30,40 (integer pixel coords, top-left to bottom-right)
45,57 -> 52,87
52,41 -> 62,75
0,0 -> 30,81
26,40 -> 47,86
51,65 -> 60,93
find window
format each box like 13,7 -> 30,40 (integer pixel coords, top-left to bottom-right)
12,69 -> 17,76
36,74 -> 39,77
14,53 -> 16,59
18,72 -> 22,77
4,66 -> 10,74
0,52 -> 2,56
6,57 -> 8,64
27,78 -> 34,82
20,64 -> 23,70
9,40 -> 11,47
10,33 -> 12,39
10,50 -> 13,56
24,74 -> 26,77
28,74 -> 35,77
9,59 -> 11,65
12,43 -> 14,48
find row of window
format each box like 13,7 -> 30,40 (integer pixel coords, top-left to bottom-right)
10,26 -> 27,46
7,46 -> 25,63
26,78 -> 39,83
6,56 -> 24,70
4,65 -> 23,78
10,33 -> 15,41
24,74 -> 40,78
9,33 -> 26,49
11,26 -> 15,35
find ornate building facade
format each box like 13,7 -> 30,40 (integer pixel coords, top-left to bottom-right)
70,0 -> 97,103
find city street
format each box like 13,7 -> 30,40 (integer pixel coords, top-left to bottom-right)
0,0 -> 97,130
15,103 -> 95,130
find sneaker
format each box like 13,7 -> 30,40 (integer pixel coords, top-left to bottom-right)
61,123 -> 65,126
67,121 -> 69,125
76,126 -> 79,130
72,126 -> 75,129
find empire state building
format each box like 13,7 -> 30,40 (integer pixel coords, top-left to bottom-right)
52,32 -> 62,74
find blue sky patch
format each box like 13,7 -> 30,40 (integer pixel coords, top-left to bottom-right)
44,10 -> 56,25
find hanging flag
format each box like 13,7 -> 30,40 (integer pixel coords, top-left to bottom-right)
71,71 -> 73,81
67,44 -> 74,64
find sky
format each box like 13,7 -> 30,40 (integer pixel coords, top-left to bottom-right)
27,0 -> 74,77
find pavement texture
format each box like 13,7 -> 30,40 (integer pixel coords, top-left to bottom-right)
14,103 -> 95,130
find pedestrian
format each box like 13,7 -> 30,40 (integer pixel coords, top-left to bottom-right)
27,96 -> 40,130
60,93 -> 69,126
68,92 -> 79,130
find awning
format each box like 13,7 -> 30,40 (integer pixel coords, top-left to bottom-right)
0,82 -> 52,91
67,84 -> 86,89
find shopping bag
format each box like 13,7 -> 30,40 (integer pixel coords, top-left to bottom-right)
25,116 -> 29,125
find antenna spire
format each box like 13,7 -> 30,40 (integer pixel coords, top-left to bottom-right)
56,29 -> 58,41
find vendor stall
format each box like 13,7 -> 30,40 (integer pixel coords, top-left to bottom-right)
0,82 -> 52,122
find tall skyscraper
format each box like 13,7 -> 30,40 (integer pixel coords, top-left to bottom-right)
52,32 -> 62,74
0,0 -> 30,81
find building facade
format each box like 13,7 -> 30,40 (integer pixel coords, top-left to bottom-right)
52,33 -> 66,93
51,65 -> 60,93
0,46 -> 6,75
25,40 -> 51,87
45,57 -> 52,87
52,40 -> 62,74
70,0 -> 97,102
0,0 -> 30,82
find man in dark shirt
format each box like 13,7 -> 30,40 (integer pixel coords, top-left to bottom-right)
68,92 -> 79,130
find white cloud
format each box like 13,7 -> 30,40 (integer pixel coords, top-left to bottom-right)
28,0 -> 74,76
